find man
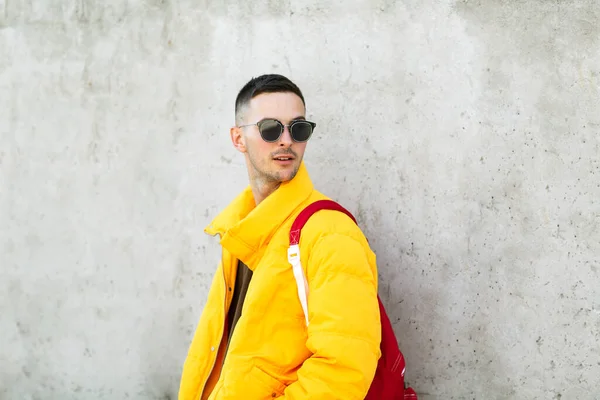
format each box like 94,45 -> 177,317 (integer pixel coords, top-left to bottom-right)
179,74 -> 381,400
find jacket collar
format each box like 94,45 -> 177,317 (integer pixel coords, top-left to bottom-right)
205,161 -> 314,268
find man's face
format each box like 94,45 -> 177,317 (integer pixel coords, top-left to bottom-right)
233,91 -> 309,185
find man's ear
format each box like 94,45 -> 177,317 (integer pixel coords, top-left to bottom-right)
230,126 -> 247,153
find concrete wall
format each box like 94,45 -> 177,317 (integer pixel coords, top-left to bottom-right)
1,1 -> 599,399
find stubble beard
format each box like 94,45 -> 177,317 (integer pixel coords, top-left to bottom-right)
248,151 -> 300,188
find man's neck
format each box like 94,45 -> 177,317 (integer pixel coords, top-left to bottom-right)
250,179 -> 281,205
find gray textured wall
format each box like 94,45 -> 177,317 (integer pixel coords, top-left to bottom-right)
1,1 -> 599,399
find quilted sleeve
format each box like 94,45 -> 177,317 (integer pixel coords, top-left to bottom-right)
278,233 -> 382,400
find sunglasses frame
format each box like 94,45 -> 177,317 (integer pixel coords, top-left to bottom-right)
238,118 -> 316,143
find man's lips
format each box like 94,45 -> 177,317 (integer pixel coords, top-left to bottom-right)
273,155 -> 295,161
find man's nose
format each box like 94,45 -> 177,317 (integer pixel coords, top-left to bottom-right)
278,125 -> 293,146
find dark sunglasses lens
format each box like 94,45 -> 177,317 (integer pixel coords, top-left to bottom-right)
259,120 -> 282,142
291,122 -> 313,142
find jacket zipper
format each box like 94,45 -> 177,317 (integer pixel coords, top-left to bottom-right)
197,247 -> 228,399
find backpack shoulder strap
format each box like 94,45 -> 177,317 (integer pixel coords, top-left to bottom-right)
289,200 -> 357,245
288,199 -> 358,326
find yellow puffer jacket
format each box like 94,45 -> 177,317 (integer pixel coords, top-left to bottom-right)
179,162 -> 381,400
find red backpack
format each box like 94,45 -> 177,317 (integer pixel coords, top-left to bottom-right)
288,200 -> 418,400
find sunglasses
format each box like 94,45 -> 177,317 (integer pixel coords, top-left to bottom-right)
239,118 -> 316,143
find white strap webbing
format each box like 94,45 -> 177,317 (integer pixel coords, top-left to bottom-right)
287,244 -> 309,326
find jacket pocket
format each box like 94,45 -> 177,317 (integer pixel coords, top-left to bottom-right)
249,364 -> 287,398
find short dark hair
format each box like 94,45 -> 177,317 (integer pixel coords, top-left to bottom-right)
235,74 -> 305,124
